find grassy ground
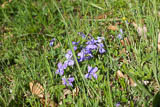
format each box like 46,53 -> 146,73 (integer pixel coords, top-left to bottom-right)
0,0 -> 160,106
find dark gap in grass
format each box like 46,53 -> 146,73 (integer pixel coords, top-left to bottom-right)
0,58 -> 16,72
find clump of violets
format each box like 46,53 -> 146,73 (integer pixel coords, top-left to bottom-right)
53,32 -> 106,87
55,50 -> 75,76
77,32 -> 106,62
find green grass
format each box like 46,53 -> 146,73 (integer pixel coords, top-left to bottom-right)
0,0 -> 160,106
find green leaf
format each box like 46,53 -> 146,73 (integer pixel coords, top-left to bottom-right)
98,75 -> 103,82
0,95 -> 6,107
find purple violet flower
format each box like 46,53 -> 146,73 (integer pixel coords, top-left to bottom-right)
73,46 -> 77,51
99,48 -> 106,54
64,50 -> 74,67
65,50 -> 73,59
120,29 -> 123,34
86,44 -> 97,50
62,77 -> 75,87
96,37 -> 105,43
85,66 -> 98,79
56,62 -> 64,76
97,43 -> 106,54
72,41 -> 79,51
78,32 -> 86,38
77,33 -> 106,61
117,34 -> 122,39
84,49 -> 93,58
72,41 -> 79,45
116,102 -> 121,107
64,59 -> 74,66
84,54 -> 93,60
49,38 -> 55,46
117,29 -> 123,39
77,48 -> 93,62
86,38 -> 96,45
62,77 -> 67,85
97,43 -> 104,48
63,62 -> 68,69
85,37 -> 106,54
77,50 -> 85,62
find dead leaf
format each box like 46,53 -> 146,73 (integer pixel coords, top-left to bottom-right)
72,87 -> 79,96
53,42 -> 61,49
116,70 -> 137,87
128,77 -> 137,87
116,70 -> 125,78
124,37 -> 130,45
96,14 -> 107,19
59,89 -> 72,105
120,37 -> 130,47
119,37 -> 131,64
40,98 -> 58,107
132,22 -> 138,28
118,57 -> 124,62
63,89 -> 72,98
132,22 -> 147,38
119,48 -> 126,55
120,39 -> 126,47
158,11 -> 160,17
59,101 -> 62,105
108,25 -> 118,31
29,81 -> 58,106
158,32 -> 160,52
1,0 -> 12,8
87,88 -> 94,98
29,81 -> 44,98
95,13 -> 108,19
59,87 -> 79,105
1,2 -> 8,8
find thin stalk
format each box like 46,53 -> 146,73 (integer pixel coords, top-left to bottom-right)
107,70 -> 113,107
